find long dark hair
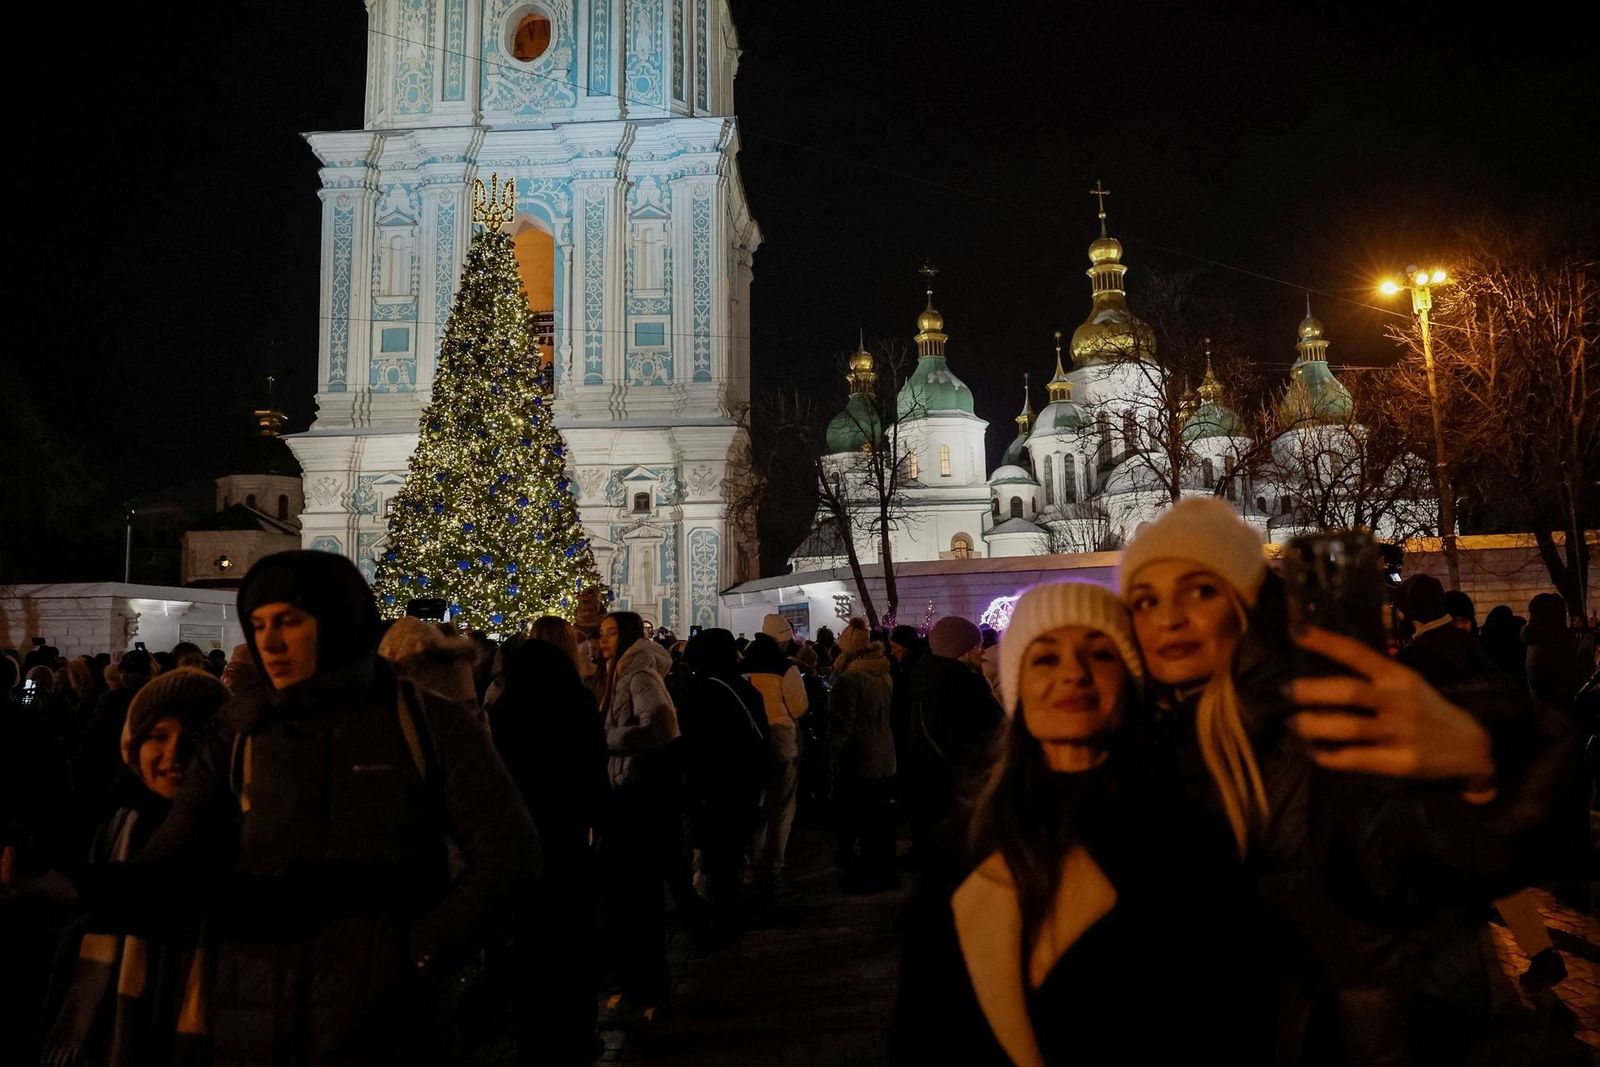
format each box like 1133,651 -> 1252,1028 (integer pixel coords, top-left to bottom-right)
600,611 -> 646,706
965,690 -> 1130,956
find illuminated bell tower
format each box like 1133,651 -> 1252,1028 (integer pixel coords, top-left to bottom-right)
289,1 -> 762,630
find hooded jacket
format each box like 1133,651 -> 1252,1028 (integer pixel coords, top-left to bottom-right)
602,639 -> 680,788
101,551 -> 541,1065
828,643 -> 896,780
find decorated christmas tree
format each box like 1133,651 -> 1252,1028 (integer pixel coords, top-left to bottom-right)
373,175 -> 605,631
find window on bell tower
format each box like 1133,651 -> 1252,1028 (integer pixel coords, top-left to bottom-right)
939,445 -> 951,477
510,11 -> 552,62
908,450 -> 919,479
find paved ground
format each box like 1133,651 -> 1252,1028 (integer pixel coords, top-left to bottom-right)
1484,887 -> 1600,1062
585,828 -> 1600,1066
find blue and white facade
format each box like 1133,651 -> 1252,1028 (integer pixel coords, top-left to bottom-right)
289,1 -> 762,630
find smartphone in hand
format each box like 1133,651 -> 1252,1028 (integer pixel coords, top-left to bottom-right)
1282,530 -> 1388,729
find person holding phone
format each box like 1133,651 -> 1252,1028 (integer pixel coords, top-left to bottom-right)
1117,498 -> 1572,1064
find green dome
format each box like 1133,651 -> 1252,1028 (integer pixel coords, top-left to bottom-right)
1031,400 -> 1086,436
989,464 -> 1037,486
1001,431 -> 1031,467
896,357 -> 975,418
1183,400 -> 1248,442
1280,359 -> 1353,426
825,393 -> 883,454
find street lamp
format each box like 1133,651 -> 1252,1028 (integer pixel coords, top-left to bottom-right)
1380,265 -> 1458,588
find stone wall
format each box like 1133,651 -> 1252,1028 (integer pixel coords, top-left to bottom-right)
1402,533 -> 1598,621
0,584 -> 244,659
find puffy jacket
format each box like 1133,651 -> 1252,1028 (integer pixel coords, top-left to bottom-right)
828,643 -> 896,780
602,640 -> 680,788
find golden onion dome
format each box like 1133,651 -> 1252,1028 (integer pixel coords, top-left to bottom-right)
1298,314 -> 1325,342
917,305 -> 945,333
848,346 -> 874,374
1088,235 -> 1123,265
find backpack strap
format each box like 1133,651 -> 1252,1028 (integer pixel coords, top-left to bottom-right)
228,734 -> 254,814
394,682 -> 438,783
711,676 -> 765,739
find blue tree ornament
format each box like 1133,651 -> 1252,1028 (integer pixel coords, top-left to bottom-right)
384,594 -> 397,605
419,575 -> 430,587
457,560 -> 471,571
478,553 -> 494,565
506,514 -> 520,525
434,472 -> 447,483
384,550 -> 397,562
490,612 -> 504,625
516,495 -> 529,507
462,522 -> 475,533
432,502 -> 445,515
521,437 -> 533,448
506,562 -> 519,574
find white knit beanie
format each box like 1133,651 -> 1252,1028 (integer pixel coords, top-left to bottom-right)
1117,497 -> 1267,607
760,613 -> 795,645
999,582 -> 1143,716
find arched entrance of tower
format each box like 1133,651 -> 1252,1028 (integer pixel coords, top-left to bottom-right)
511,217 -> 555,367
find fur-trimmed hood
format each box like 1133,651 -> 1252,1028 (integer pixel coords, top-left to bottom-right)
835,641 -> 890,677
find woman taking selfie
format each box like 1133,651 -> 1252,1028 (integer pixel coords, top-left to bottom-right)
893,582 -> 1265,1066
1118,497 -> 1569,1065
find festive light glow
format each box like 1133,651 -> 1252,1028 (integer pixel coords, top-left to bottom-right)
373,225 -> 606,630
1430,269 -> 1447,284
980,593 -> 1022,631
1379,280 -> 1401,296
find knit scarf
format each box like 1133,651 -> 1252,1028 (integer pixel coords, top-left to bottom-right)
43,808 -> 209,1067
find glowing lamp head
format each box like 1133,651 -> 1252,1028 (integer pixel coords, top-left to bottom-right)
1380,280 -> 1401,296
1414,270 -> 1431,286
1431,269 -> 1447,284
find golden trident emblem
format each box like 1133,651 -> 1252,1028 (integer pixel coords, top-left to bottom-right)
472,173 -> 516,229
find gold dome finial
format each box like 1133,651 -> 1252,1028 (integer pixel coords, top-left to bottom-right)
1196,340 -> 1224,404
1090,180 -> 1111,237
254,374 -> 287,436
1047,330 -> 1073,402
1016,372 -> 1035,427
914,261 -> 946,341
472,173 -> 517,230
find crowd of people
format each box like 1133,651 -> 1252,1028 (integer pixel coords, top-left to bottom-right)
0,498 -> 1595,1065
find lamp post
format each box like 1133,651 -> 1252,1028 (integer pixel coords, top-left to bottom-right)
123,503 -> 136,584
1381,267 -> 1458,587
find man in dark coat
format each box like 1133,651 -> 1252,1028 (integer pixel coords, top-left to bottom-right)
98,550 -> 541,1065
903,617 -> 1003,862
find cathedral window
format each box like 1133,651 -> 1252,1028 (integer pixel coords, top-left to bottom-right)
951,534 -> 972,560
1043,455 -> 1054,505
908,450 -> 919,479
1010,497 -> 1023,519
939,445 -> 952,477
1121,412 -> 1138,450
246,494 -> 257,510
509,10 -> 552,62
1256,495 -> 1268,513
1064,456 -> 1077,502
633,492 -> 651,514
278,495 -> 289,520
1202,458 -> 1215,490
1280,495 -> 1293,516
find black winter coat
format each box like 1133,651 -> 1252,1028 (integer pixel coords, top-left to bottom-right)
104,661 -> 541,1066
902,654 -> 1003,830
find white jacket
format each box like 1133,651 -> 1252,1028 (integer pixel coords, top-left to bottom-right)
603,640 -> 679,787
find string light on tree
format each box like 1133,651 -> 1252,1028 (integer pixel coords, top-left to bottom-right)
372,173 -> 606,630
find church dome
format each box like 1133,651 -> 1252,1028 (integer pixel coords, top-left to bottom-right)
917,305 -> 945,334
1070,309 -> 1154,367
825,393 -> 882,454
227,434 -> 303,477
896,362 -> 975,418
988,464 -> 1038,486
1001,432 -> 1031,468
1031,399 -> 1086,436
1088,235 -> 1123,265
1183,400 -> 1248,442
1297,314 -> 1325,341
1280,359 -> 1354,426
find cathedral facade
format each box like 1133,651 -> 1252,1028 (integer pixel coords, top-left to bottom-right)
288,1 -> 761,631
794,206 -> 1422,574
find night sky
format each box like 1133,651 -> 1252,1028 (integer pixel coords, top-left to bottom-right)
8,1 -> 1596,578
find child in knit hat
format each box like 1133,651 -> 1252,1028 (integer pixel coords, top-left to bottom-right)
43,668 -> 229,1064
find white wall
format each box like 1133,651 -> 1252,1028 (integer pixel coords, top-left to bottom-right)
0,584 -> 244,658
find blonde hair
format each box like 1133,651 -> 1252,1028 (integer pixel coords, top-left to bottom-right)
529,615 -> 583,676
1196,594 -> 1269,856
